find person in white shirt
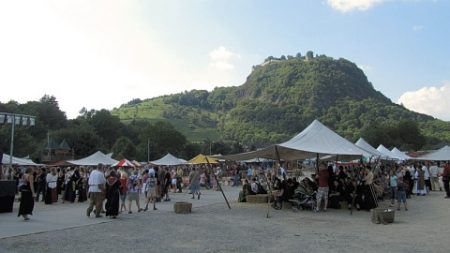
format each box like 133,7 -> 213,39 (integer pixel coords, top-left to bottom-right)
86,164 -> 106,218
45,168 -> 58,204
429,163 -> 442,191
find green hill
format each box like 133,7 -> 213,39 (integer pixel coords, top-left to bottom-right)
112,53 -> 450,150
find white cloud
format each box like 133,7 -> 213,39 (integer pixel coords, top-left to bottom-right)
327,0 -> 385,12
209,46 -> 241,61
209,46 -> 240,71
358,64 -> 373,72
398,81 -> 450,120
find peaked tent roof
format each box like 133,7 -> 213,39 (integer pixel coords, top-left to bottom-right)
150,153 -> 186,166
414,145 -> 450,161
221,120 -> 365,161
376,145 -> 400,160
391,147 -> 411,160
112,159 -> 135,167
355,138 -> 386,159
2,153 -> 43,166
188,154 -> 219,164
68,151 -> 118,166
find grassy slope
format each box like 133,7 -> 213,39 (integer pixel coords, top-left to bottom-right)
112,97 -> 220,142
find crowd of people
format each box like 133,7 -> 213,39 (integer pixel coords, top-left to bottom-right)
1,160 -> 449,221
0,163 -> 224,221
237,161 -> 450,213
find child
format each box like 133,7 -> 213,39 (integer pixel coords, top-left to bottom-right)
397,177 -> 408,211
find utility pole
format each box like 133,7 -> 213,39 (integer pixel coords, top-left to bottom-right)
147,138 -> 150,162
0,112 -> 36,165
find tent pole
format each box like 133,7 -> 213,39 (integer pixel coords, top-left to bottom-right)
205,156 -> 231,209
316,153 -> 319,173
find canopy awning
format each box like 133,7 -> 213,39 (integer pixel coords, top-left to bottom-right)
2,153 -> 43,166
188,154 -> 219,164
221,120 -> 365,161
150,153 -> 186,166
376,145 -> 401,160
391,147 -> 411,160
68,151 -> 118,166
414,145 -> 450,161
112,159 -> 135,167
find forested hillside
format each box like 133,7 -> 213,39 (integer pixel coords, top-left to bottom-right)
113,52 -> 450,151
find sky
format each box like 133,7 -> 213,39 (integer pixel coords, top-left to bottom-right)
0,0 -> 449,120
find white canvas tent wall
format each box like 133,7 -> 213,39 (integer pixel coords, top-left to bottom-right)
391,147 -> 411,160
414,145 -> 450,161
68,151 -> 118,166
150,153 -> 186,166
222,120 -> 365,161
355,138 -> 386,159
2,153 -> 43,166
376,145 -> 401,160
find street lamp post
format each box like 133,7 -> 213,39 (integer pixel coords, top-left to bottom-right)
0,112 -> 36,165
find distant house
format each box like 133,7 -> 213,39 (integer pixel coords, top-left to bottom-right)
41,139 -> 74,163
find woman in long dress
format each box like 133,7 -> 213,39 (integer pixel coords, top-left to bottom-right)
78,168 -> 88,202
416,166 -> 427,196
105,171 -> 121,219
18,168 -> 36,221
363,167 -> 377,210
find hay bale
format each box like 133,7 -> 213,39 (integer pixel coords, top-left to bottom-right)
246,194 -> 268,203
174,202 -> 192,214
371,208 -> 395,224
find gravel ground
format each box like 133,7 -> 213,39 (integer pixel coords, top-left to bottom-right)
1,190 -> 449,253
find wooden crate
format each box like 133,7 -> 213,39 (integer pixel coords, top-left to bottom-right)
174,202 -> 192,214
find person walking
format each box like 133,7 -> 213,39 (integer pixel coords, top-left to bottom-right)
143,173 -> 158,211
119,171 -> 128,213
176,166 -> 183,193
189,167 -> 201,199
18,168 -> 36,221
389,170 -> 398,207
429,163 -> 442,191
105,171 -> 120,219
86,164 -> 106,218
127,170 -> 143,213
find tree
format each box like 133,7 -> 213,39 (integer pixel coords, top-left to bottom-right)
88,109 -> 124,149
111,137 -> 136,160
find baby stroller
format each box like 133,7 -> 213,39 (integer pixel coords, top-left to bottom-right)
290,178 -> 317,211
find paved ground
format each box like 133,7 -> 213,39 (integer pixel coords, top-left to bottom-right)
0,187 -> 449,253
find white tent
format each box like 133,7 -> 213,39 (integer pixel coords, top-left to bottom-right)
68,151 -> 118,166
2,153 -> 43,166
414,145 -> 450,161
376,145 -> 401,160
222,120 -> 365,161
150,153 -> 186,166
355,138 -> 386,159
391,147 -> 411,160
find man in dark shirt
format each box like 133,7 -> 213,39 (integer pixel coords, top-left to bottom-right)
35,167 -> 47,201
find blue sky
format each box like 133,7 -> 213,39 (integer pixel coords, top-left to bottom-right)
0,0 -> 449,119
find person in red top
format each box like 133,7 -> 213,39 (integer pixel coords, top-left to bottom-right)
441,162 -> 450,198
315,163 -> 329,212
119,171 -> 128,213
